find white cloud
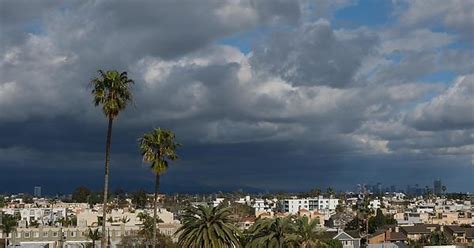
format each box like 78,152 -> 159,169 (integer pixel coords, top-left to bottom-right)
397,0 -> 474,40
408,75 -> 474,131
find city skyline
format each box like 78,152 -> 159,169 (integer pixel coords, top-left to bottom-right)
1,178 -> 463,197
1,0 -> 473,193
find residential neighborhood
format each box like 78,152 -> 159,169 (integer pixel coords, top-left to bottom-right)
1,180 -> 473,247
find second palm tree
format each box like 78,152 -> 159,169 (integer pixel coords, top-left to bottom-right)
139,128 -> 179,248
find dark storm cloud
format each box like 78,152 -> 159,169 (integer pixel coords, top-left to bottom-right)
0,0 -> 63,45
1,0 -> 473,193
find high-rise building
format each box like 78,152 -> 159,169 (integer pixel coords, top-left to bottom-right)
34,186 -> 42,197
377,182 -> 382,194
434,179 -> 442,195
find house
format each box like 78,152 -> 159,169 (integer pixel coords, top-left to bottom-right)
328,230 -> 361,248
400,225 -> 431,241
368,231 -> 386,244
367,242 -> 409,248
238,216 -> 256,230
256,212 -> 272,218
444,226 -> 474,245
298,208 -> 311,218
386,230 -> 408,243
326,212 -> 354,229
466,228 -> 474,245
368,226 -> 408,244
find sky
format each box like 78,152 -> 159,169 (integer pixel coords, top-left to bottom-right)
0,0 -> 473,194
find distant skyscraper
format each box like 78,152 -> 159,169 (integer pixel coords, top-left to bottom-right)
34,186 -> 42,197
434,179 -> 442,195
377,182 -> 382,194
390,185 -> 396,193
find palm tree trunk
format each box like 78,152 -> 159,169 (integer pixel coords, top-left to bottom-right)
101,116 -> 113,248
153,173 -> 160,248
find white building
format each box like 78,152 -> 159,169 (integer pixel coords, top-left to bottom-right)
369,199 -> 381,210
235,196 -> 251,205
252,198 -> 277,215
282,196 -> 339,214
2,208 -> 67,226
211,198 -> 225,207
76,208 -> 176,227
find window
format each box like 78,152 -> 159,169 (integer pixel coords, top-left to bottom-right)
52,232 -> 58,237
24,232 -> 30,238
43,232 -> 49,237
34,232 -> 40,238
16,232 -> 21,238
70,231 -> 76,237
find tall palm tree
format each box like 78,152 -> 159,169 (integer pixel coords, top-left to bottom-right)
90,69 -> 134,247
139,128 -> 179,248
292,216 -> 324,248
87,228 -> 101,248
247,217 -> 296,248
176,204 -> 241,248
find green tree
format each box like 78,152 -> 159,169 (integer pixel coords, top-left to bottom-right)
345,217 -> 364,232
229,202 -> 255,218
132,189 -> 148,209
292,216 -> 324,248
139,128 -> 179,248
247,217 -> 295,248
335,204 -> 344,213
87,228 -> 101,248
1,213 -> 19,246
30,220 -> 40,228
326,187 -> 335,197
90,69 -> 134,247
72,186 -> 92,203
176,204 -> 241,248
310,188 -> 322,197
119,232 -> 178,248
22,194 -> 33,204
429,231 -> 451,245
87,192 -> 102,208
137,212 -> 163,241
367,209 -> 397,234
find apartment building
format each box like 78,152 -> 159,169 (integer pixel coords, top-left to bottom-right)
0,222 -> 181,247
1,207 -> 67,226
281,196 -> 339,214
